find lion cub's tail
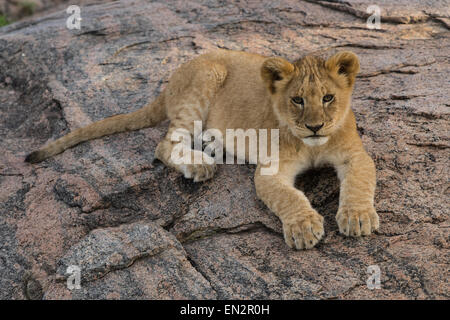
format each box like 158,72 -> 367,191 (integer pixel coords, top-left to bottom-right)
25,94 -> 166,163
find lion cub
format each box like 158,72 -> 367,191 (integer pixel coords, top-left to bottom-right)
26,49 -> 379,249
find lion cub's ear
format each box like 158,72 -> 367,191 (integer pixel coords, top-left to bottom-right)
261,57 -> 295,94
325,51 -> 360,87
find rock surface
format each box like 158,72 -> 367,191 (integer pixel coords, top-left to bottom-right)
0,0 -> 114,22
0,0 -> 448,299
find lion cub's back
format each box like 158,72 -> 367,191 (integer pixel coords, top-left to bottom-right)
203,50 -> 274,131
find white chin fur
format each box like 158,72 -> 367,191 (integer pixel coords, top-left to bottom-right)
302,136 -> 329,147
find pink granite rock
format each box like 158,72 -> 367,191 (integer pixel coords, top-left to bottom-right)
0,0 -> 448,299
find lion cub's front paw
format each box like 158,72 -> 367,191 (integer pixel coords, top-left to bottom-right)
336,205 -> 379,237
282,210 -> 324,250
180,163 -> 217,182
178,150 -> 217,182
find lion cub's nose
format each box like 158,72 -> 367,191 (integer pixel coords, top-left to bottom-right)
305,123 -> 324,133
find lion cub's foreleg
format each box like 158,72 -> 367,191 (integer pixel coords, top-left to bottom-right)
155,61 -> 227,182
334,151 -> 379,237
254,160 -> 324,249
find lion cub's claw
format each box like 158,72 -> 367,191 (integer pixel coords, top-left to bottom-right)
336,206 -> 379,237
282,211 -> 324,250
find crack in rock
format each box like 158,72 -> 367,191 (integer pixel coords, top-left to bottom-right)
56,222 -> 182,283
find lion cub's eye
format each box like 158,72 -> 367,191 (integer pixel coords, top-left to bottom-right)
291,96 -> 304,105
323,94 -> 334,103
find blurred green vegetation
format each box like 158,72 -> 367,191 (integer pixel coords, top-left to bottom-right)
0,15 -> 10,27
0,0 -> 38,27
19,1 -> 37,16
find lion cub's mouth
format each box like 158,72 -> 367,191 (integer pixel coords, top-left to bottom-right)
302,135 -> 329,146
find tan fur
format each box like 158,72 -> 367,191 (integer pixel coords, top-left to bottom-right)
26,49 -> 379,249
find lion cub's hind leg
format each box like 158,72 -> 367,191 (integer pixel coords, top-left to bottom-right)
155,61 -> 227,182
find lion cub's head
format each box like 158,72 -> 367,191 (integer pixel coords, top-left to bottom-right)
261,51 -> 360,146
